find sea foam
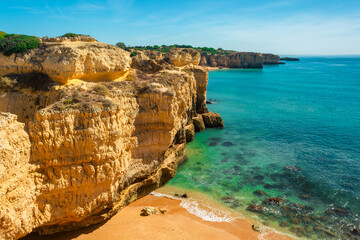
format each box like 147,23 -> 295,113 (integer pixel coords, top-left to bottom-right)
151,192 -> 234,222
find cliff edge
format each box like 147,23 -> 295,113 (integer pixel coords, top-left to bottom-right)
0,39 -> 223,239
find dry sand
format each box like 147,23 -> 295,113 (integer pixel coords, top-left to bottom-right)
22,194 -> 295,240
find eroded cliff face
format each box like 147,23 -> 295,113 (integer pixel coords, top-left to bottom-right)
199,52 -> 264,68
262,53 -> 281,64
0,40 -> 221,239
0,41 -> 131,85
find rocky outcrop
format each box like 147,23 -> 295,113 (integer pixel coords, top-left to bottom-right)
200,52 -> 263,68
165,48 -> 201,67
0,113 -> 35,239
280,57 -> 300,61
262,54 -> 282,64
192,115 -> 205,132
42,36 -> 97,43
0,41 -> 131,84
202,112 -> 224,128
0,40 -> 223,239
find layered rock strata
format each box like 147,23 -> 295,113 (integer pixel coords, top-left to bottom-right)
0,40 -> 222,239
0,41 -> 131,84
200,52 -> 264,68
262,54 -> 283,64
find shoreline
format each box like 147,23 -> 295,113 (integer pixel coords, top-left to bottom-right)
22,186 -> 296,240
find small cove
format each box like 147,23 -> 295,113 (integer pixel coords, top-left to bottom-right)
166,57 -> 360,239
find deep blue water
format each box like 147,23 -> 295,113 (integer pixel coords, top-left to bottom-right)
168,57 -> 360,239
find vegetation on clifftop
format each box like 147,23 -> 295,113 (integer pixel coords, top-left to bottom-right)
116,42 -> 235,55
59,33 -> 86,38
0,31 -> 7,39
0,32 -> 40,56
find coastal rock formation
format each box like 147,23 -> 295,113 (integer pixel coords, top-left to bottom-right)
42,35 -> 97,43
192,115 -> 205,132
0,113 -> 34,239
280,57 -> 300,61
0,39 -> 223,239
0,41 -> 131,84
262,53 -> 282,64
202,112 -> 224,128
165,48 -> 201,67
200,52 -> 263,68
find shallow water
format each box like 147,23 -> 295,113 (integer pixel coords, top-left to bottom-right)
167,57 -> 360,239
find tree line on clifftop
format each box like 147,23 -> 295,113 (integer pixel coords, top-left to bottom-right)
0,30 -> 235,57
0,31 -> 88,56
116,42 -> 236,56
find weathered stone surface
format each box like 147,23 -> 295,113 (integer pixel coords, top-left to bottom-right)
0,40 -> 223,239
0,113 -> 34,240
0,41 -> 131,84
202,112 -> 224,128
159,209 -> 168,214
262,54 -> 281,64
131,51 -> 166,74
185,124 -> 195,143
200,52 -> 263,68
192,115 -> 205,132
140,207 -> 159,216
189,68 -> 208,113
165,48 -> 200,67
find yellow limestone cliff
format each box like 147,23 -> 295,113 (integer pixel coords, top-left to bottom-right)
0,39 -> 223,239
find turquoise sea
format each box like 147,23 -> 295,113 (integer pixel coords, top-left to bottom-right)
167,57 -> 360,239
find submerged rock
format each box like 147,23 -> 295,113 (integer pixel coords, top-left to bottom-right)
141,206 -> 159,216
221,196 -> 236,203
284,165 -> 301,172
265,197 -> 285,205
222,141 -> 235,146
280,221 -> 289,227
253,190 -> 266,197
208,142 -> 217,146
300,194 -> 310,199
247,204 -> 267,213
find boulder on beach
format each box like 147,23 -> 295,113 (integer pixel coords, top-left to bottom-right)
141,206 -> 160,216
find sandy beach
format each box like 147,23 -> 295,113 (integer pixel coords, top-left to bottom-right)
22,193 -> 295,240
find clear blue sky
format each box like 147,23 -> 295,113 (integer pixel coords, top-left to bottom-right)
1,0 -> 360,55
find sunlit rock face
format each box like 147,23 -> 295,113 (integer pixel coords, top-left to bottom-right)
0,40 -> 222,239
0,41 -> 131,84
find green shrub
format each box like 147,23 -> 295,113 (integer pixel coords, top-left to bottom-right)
130,52 -> 137,57
0,31 -> 6,39
60,33 -> 85,38
94,85 -> 108,96
0,34 -> 40,56
116,42 -> 127,49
